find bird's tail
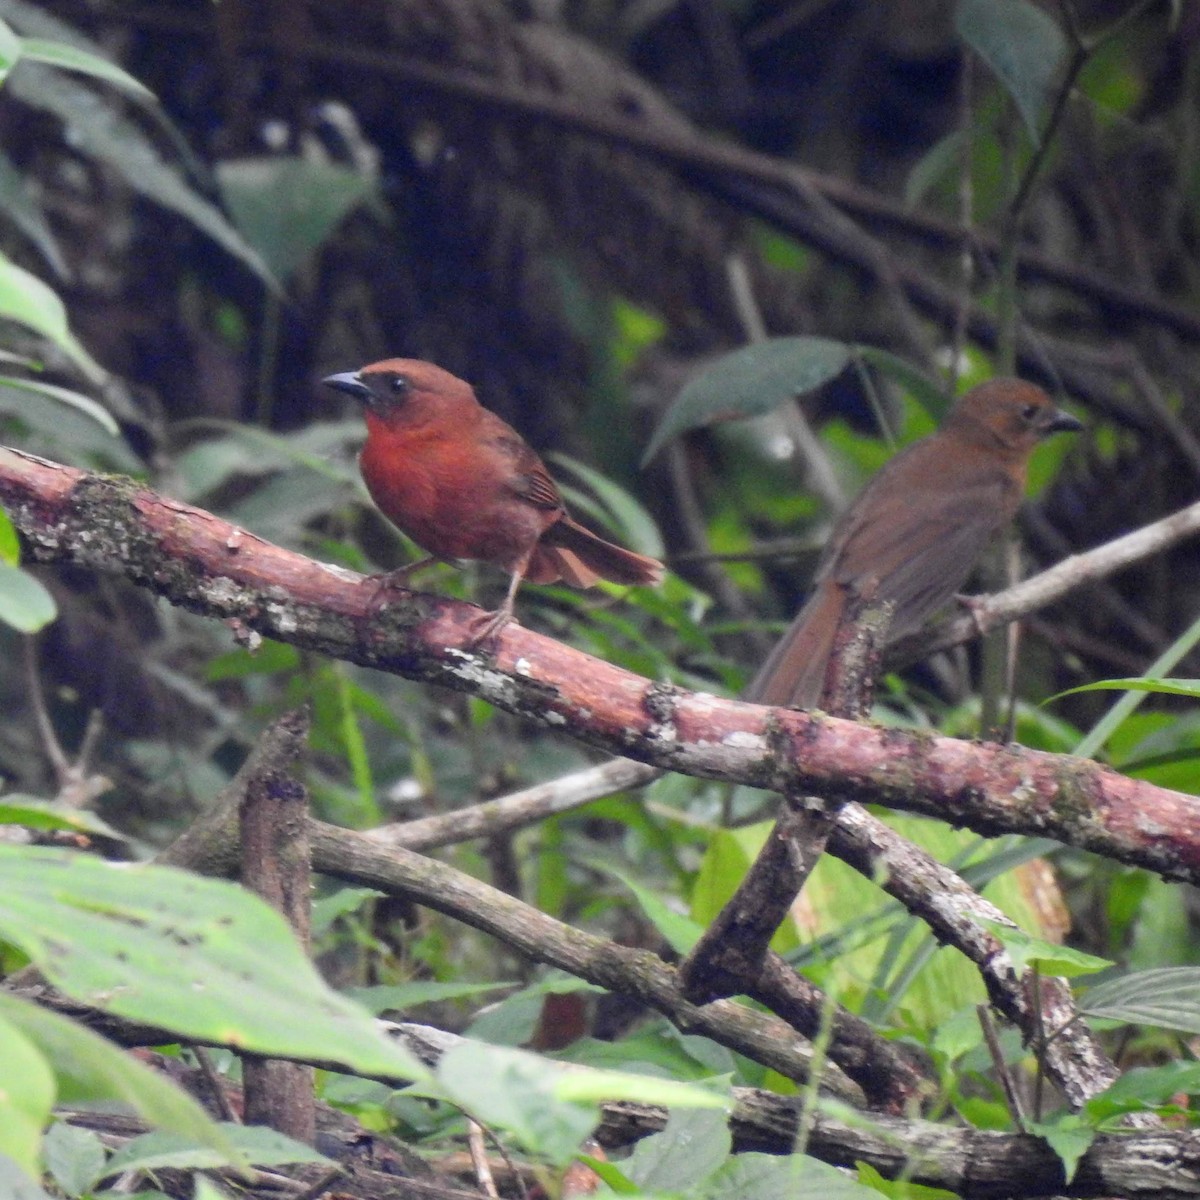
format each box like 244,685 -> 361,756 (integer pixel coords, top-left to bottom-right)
743,580 -> 845,708
530,516 -> 663,589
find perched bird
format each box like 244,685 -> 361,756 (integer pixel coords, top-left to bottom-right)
745,378 -> 1083,708
323,359 -> 663,640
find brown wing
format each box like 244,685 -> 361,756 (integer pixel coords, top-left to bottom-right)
818,446 -> 1019,641
486,427 -> 565,512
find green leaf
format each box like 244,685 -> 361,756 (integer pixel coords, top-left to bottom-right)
691,825 -> 800,957
42,1122 -> 106,1199
0,562 -> 56,632
18,36 -> 154,99
904,130 -> 965,207
955,0 -> 1068,141
467,975 -> 603,1047
349,980 -> 512,1015
0,253 -> 105,382
0,375 -> 118,436
0,1014 -> 54,1177
0,796 -> 119,838
101,1125 -> 330,1183
1084,1061 -> 1200,1122
981,920 -> 1112,977
642,337 -> 851,464
0,149 -> 67,277
851,346 -> 948,421
0,16 -> 20,78
1026,1114 -> 1095,1184
603,865 -> 704,956
0,504 -> 19,564
1080,967 -> 1200,1034
554,1066 -> 728,1110
217,156 -> 380,284
0,992 -> 245,1171
433,1041 -> 598,1164
432,1041 -> 726,1165
624,1107 -> 731,1192
1049,677 -> 1200,702
549,453 -> 666,558
0,846 -> 430,1083
8,66 -> 273,288
702,1153 -> 880,1200
0,1154 -> 54,1200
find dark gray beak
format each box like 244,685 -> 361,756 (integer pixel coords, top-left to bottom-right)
1044,407 -> 1084,435
322,371 -> 371,401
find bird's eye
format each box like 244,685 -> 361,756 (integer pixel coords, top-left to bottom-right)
390,376 -> 410,395
1021,403 -> 1040,421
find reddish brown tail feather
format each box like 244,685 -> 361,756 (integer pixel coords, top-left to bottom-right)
742,579 -> 846,708
530,516 -> 663,588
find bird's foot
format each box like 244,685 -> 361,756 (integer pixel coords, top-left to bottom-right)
954,592 -> 990,637
463,604 -> 517,648
362,557 -> 436,614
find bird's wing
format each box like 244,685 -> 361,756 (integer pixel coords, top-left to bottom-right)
488,430 -> 564,511
827,464 -> 1018,640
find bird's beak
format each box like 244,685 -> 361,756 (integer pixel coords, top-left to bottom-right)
322,371 -> 371,401
1043,407 -> 1084,435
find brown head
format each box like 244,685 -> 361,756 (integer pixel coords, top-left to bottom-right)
322,358 -> 481,432
944,378 -> 1083,457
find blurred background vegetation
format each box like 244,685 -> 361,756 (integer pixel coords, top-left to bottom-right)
2,0 -> 1200,1172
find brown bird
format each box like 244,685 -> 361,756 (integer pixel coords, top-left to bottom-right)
745,378 -> 1082,707
323,359 -> 663,640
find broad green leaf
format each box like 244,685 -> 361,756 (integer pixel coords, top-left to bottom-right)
1080,967 -> 1200,1034
0,254 -> 105,382
9,66 -> 272,288
42,1122 -> 106,1199
1084,1061 -> 1200,1122
642,337 -> 851,463
981,920 -> 1112,977
101,1125 -> 330,1182
434,1041 -> 598,1163
217,156 -> 380,284
0,374 -> 118,435
0,846 -> 429,1083
0,1154 -> 53,1200
433,1041 -> 725,1165
931,1006 -> 985,1065
18,37 -> 154,99
1026,1114 -> 1095,1184
624,1107 -> 731,1192
702,1153 -> 879,1200
0,562 -> 56,632
0,992 -> 244,1169
0,1014 -> 54,1177
956,0 -> 1068,140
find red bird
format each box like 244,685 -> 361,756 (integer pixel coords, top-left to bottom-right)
323,359 -> 664,640
745,378 -> 1082,708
